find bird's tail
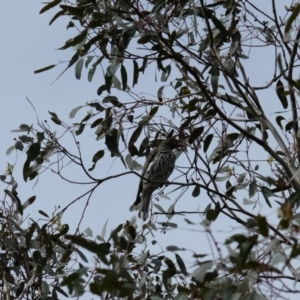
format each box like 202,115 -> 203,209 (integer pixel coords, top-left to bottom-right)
138,191 -> 152,221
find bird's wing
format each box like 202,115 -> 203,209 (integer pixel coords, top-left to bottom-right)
132,147 -> 158,206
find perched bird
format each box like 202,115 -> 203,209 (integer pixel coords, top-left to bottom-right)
132,138 -> 185,221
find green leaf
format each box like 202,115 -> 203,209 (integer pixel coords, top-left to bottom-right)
4,189 -> 23,215
285,3 -> 300,33
22,196 -> 36,210
89,102 -> 105,112
65,235 -> 111,263
256,215 -> 269,237
276,116 -> 285,130
88,65 -> 97,82
192,185 -> 200,197
27,143 -> 41,161
11,124 -> 31,133
133,60 -> 139,87
153,258 -> 162,274
161,65 -> 171,82
286,191 -> 300,206
49,9 -> 65,25
276,80 -> 288,109
19,135 -> 33,143
69,105 -> 83,119
15,141 -> 24,151
105,73 -> 113,93
157,86 -> 164,102
85,56 -> 94,68
39,210 -> 50,218
40,0 -> 61,14
209,63 -> 220,93
175,253 -> 187,275
203,134 -> 213,153
249,180 -> 257,198
92,150 -> 105,163
211,15 -> 228,37
125,154 -> 134,170
34,64 -> 56,74
189,127 -> 204,143
49,111 -> 62,125
120,64 -> 128,91
105,129 -> 122,157
261,187 -> 273,208
6,145 -> 14,155
149,106 -> 159,117
103,96 -> 123,107
223,58 -> 235,75
75,58 -> 84,80
89,150 -> 105,171
75,124 -> 85,135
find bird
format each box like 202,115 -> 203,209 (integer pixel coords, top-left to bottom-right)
132,138 -> 185,221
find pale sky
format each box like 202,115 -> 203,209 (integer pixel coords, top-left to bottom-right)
0,1 -> 297,298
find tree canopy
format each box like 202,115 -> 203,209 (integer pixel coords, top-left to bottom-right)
2,0 -> 300,299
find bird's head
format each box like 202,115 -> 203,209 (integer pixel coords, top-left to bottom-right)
155,138 -> 187,150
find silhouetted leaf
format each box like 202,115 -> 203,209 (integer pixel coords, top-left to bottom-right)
27,143 -> 41,162
49,111 -> 62,125
34,64 -> 56,74
276,116 -> 285,130
192,185 -> 200,197
40,0 -> 61,14
105,128 -> 122,157
15,141 -> 24,151
276,80 -> 288,109
285,3 -> 300,33
133,60 -> 139,87
261,187 -> 273,208
157,86 -> 164,102
203,134 -> 213,153
256,215 -> 269,237
175,253 -> 187,275
120,64 -> 127,91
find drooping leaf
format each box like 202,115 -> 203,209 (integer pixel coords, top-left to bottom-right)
88,65 -> 97,82
105,128 -> 122,157
175,253 -> 187,275
285,3 -> 300,33
27,143 -> 41,162
275,116 -> 285,130
276,80 -> 288,109
249,180 -> 257,198
256,215 -> 269,237
69,105 -> 84,119
120,64 -> 128,91
157,86 -> 164,102
133,60 -> 139,87
203,134 -> 213,153
40,0 -> 61,14
261,187 -> 273,208
85,56 -> 94,68
75,58 -> 84,80
192,185 -> 200,197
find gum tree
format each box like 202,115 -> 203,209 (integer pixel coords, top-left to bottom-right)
3,0 -> 300,299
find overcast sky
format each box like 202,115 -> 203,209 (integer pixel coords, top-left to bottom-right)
1,1 -> 297,297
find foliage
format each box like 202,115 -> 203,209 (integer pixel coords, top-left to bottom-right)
3,0 -> 300,299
